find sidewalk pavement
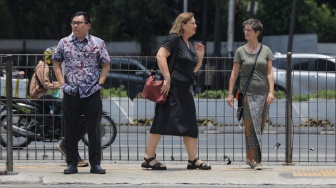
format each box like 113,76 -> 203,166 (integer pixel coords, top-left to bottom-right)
1,161 -> 336,186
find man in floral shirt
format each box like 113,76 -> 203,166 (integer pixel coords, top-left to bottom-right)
52,11 -> 110,174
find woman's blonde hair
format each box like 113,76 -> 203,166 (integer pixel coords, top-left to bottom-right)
169,12 -> 194,36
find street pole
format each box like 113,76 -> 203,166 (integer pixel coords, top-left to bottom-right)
227,0 -> 235,58
287,0 -> 297,53
5,55 -> 18,175
183,0 -> 188,12
284,0 -> 296,166
249,0 -> 255,18
284,52 -> 294,165
213,0 -> 222,89
200,0 -> 208,91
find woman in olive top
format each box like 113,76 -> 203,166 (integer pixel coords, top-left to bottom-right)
227,19 -> 274,170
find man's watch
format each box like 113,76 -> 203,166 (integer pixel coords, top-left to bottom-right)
99,83 -> 104,87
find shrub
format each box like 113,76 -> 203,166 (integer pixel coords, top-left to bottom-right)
274,90 -> 286,99
194,89 -> 336,101
311,90 -> 336,99
101,87 -> 336,100
101,85 -> 127,98
195,90 -> 229,99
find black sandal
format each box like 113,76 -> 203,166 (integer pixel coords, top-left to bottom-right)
187,157 -> 211,170
141,155 -> 167,170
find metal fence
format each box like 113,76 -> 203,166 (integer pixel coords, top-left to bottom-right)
0,54 -> 335,167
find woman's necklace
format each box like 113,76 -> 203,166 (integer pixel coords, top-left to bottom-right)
250,46 -> 256,53
248,43 -> 259,53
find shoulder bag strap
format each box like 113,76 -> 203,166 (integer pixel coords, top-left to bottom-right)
152,34 -> 180,75
242,44 -> 263,97
167,34 -> 180,73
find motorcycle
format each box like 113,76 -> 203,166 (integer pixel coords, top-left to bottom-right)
0,97 -> 117,149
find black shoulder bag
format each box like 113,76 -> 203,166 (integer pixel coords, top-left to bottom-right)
237,44 -> 263,121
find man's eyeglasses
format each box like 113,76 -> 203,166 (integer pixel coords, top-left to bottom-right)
70,21 -> 87,26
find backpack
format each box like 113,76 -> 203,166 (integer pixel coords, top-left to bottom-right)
29,67 -> 46,99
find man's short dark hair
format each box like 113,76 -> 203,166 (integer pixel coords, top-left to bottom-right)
71,11 -> 91,24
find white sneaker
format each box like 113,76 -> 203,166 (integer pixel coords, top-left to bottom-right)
254,163 -> 263,170
245,160 -> 256,169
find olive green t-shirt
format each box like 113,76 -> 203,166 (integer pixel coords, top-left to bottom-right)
234,45 -> 274,95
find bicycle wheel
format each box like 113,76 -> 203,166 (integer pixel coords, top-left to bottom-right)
82,114 -> 117,149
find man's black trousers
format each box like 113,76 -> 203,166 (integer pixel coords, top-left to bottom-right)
62,90 -> 102,166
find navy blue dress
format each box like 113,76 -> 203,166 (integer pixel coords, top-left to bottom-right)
150,34 -> 198,138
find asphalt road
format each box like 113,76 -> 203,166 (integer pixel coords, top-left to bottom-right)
2,184 -> 336,188
1,133 -> 335,164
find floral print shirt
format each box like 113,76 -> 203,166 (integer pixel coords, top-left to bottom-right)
52,34 -> 110,98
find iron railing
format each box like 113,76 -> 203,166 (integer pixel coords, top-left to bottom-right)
0,54 -> 335,167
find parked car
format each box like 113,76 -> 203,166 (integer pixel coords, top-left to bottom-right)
272,53 -> 336,95
103,57 -> 158,100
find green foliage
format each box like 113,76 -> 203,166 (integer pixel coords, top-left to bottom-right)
103,87 -> 336,101
90,0 -> 177,55
195,90 -> 229,99
257,0 -> 336,42
0,0 -> 10,38
274,90 -> 286,99
310,90 -> 336,99
195,89 -> 336,101
292,94 -> 311,102
2,0 -> 336,52
101,85 -> 127,98
276,90 -> 336,101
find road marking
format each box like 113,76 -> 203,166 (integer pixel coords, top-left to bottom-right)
292,169 -> 336,177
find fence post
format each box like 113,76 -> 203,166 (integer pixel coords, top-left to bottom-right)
5,55 -> 18,175
284,52 -> 293,165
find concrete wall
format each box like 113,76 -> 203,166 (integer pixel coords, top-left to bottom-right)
262,34 -> 318,54
0,36 -> 334,56
104,98 -> 336,127
318,43 -> 336,56
0,39 -> 140,55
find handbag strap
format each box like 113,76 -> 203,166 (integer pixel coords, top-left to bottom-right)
242,44 -> 263,97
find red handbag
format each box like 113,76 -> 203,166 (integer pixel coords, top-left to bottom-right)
141,34 -> 180,104
141,71 -> 167,104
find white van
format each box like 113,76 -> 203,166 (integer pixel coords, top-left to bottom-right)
272,53 -> 336,95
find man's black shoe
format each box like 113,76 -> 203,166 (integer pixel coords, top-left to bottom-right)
90,165 -> 106,174
64,164 -> 78,174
